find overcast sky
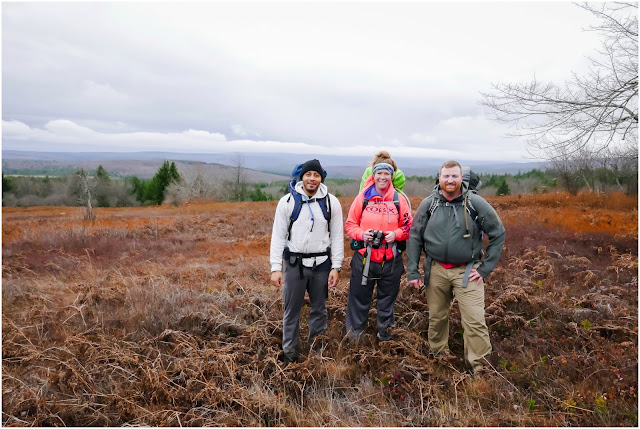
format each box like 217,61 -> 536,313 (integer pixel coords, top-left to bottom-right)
2,1 -> 603,162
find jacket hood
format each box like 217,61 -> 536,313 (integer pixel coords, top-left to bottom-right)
295,180 -> 328,199
362,175 -> 396,200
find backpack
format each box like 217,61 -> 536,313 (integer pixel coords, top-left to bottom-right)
422,166 -> 481,240
286,163 -> 331,240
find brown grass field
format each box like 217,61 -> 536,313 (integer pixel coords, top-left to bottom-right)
2,192 -> 638,426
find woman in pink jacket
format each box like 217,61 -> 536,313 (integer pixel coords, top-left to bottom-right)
345,156 -> 413,342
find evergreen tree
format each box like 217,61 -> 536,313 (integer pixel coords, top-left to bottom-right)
144,161 -> 181,205
2,174 -> 16,206
169,162 -> 180,183
2,174 -> 16,195
95,165 -> 110,182
94,165 -> 111,207
496,178 -> 511,196
250,185 -> 273,201
128,176 -> 148,203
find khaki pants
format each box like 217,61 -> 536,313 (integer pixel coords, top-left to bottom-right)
426,261 -> 491,371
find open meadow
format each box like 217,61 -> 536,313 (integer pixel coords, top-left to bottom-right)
2,192 -> 638,426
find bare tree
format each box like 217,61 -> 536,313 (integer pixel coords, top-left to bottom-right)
71,169 -> 95,220
480,2 -> 638,159
603,136 -> 639,193
223,153 -> 249,201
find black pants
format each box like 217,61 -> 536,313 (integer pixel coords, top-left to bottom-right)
345,251 -> 404,339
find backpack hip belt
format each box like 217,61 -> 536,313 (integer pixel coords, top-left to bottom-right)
422,253 -> 476,288
284,247 -> 331,279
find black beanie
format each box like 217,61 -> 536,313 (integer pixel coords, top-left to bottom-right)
299,159 -> 324,181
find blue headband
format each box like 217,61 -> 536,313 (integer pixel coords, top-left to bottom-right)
373,162 -> 394,174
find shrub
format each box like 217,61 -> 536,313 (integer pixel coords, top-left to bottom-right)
250,185 -> 273,202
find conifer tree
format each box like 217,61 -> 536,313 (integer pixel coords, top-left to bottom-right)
95,165 -> 111,207
496,178 -> 511,196
144,161 -> 181,204
3,174 -> 16,195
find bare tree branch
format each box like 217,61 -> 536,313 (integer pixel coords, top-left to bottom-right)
480,2 -> 638,159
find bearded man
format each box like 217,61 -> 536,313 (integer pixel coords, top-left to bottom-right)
406,160 -> 505,375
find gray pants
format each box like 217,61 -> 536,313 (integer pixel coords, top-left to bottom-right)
282,264 -> 329,360
346,251 -> 404,340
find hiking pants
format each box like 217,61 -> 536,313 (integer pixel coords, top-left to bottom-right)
346,251 -> 404,340
281,264 -> 329,360
426,261 -> 491,371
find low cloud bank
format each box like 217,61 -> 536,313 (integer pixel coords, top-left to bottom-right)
2,119 -> 527,162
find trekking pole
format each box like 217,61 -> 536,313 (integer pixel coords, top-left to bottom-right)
361,244 -> 372,286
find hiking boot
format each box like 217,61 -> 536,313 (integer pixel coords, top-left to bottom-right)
308,333 -> 329,351
347,329 -> 364,344
281,352 -> 298,365
377,331 -> 392,342
428,350 -> 455,362
471,365 -> 491,377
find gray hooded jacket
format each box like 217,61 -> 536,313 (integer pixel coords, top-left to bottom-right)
406,189 -> 505,282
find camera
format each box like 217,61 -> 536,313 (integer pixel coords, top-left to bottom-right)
371,230 -> 384,249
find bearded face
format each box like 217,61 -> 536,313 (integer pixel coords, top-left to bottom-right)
439,166 -> 462,197
302,170 -> 321,195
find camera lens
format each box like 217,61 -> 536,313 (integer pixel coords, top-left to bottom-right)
372,230 -> 382,249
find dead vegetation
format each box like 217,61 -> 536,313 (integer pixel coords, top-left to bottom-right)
2,193 -> 638,426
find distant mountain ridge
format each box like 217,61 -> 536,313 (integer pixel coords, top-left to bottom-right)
2,151 -> 288,182
2,150 -> 548,179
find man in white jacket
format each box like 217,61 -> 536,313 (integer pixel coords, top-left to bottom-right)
270,159 -> 344,363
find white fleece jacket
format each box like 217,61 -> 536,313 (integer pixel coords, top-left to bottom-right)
269,181 -> 344,272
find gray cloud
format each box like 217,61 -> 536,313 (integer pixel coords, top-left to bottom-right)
2,2 -> 601,162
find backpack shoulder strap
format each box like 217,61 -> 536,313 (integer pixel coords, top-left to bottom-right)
326,194 -> 332,231
317,194 -> 331,233
287,188 -> 304,240
288,189 -> 334,239
393,190 -> 400,217
428,194 -> 439,219
420,194 -> 438,243
361,196 -> 370,213
393,190 -> 407,228
316,195 -> 330,220
465,192 -> 479,220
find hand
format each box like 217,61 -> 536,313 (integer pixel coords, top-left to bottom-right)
362,229 -> 374,242
384,231 -> 396,244
409,279 -> 422,289
328,269 -> 340,287
468,268 -> 483,284
271,271 -> 283,287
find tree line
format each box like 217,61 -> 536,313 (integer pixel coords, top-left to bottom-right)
1,159 -> 277,208
2,161 -> 181,208
2,161 -> 636,208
